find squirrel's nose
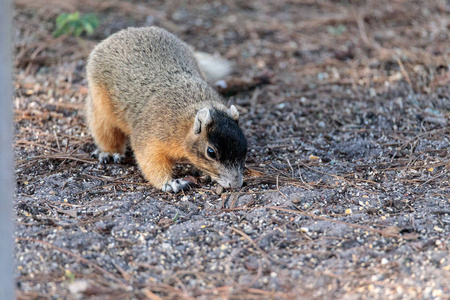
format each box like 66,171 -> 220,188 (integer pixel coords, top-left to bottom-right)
230,176 -> 243,188
237,176 -> 243,187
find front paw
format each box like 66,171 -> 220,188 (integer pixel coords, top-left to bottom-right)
162,179 -> 192,193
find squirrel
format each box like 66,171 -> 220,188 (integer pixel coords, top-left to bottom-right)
85,27 -> 247,193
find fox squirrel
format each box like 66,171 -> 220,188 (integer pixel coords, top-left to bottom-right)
86,27 -> 247,193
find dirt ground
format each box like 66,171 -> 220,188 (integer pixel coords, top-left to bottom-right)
13,0 -> 450,299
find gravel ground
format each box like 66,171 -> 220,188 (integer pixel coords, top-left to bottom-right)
13,0 -> 450,299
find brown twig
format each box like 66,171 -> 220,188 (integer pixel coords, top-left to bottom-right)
395,55 -> 413,90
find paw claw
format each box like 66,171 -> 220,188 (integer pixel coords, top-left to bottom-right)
162,179 -> 192,193
98,152 -> 111,164
162,183 -> 174,193
91,149 -> 100,159
113,153 -> 125,164
95,150 -> 125,164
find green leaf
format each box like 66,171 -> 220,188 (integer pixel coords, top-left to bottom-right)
53,11 -> 99,38
67,11 -> 80,22
85,14 -> 99,28
81,19 -> 94,35
172,211 -> 179,222
74,26 -> 84,37
55,13 -> 69,28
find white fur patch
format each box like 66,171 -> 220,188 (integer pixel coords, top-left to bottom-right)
215,79 -> 227,89
194,51 -> 232,83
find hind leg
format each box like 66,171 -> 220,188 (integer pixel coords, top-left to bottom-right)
86,84 -> 130,163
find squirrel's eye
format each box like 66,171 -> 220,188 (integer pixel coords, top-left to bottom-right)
207,147 -> 216,159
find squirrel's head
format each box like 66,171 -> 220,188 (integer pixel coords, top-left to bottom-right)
187,105 -> 247,189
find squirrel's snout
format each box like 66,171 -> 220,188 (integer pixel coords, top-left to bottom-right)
218,172 -> 243,189
231,175 -> 243,188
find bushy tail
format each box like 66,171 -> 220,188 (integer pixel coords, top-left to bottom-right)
194,52 -> 232,83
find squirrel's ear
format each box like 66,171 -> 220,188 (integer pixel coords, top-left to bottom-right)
194,108 -> 212,135
227,105 -> 239,121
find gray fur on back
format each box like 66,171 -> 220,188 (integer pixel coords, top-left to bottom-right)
86,27 -> 225,132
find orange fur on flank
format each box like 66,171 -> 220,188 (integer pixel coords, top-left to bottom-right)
86,83 -> 131,154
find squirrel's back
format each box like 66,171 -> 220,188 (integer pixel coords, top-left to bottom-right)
87,27 -> 217,122
87,27 -> 202,83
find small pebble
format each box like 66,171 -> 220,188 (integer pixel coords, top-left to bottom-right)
216,185 -> 224,195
